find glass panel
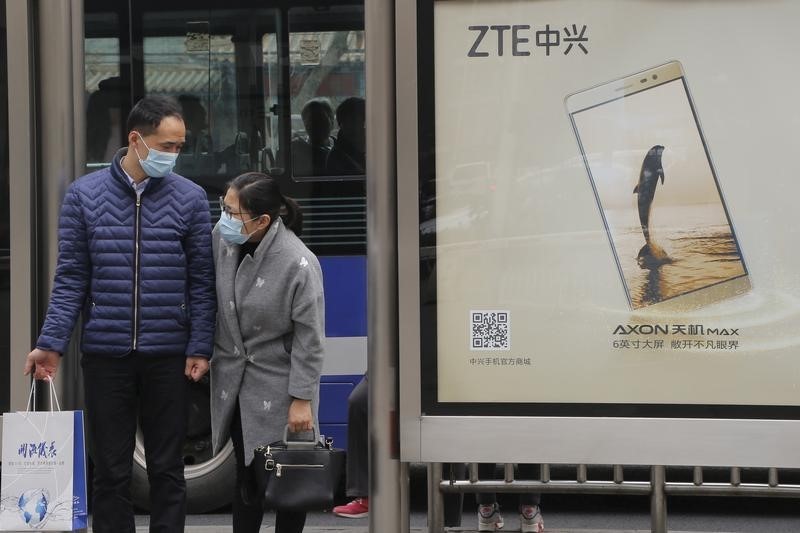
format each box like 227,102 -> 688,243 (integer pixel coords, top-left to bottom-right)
84,12 -> 124,168
277,5 -> 366,256
420,0 -> 800,419
0,0 -> 10,413
137,7 -> 282,467
287,6 -> 365,179
142,9 -> 280,198
262,32 -> 280,174
127,4 -> 366,256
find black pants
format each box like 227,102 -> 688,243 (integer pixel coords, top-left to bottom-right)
345,374 -> 368,497
230,400 -> 307,533
476,463 -> 541,507
345,374 -> 464,526
81,354 -> 189,533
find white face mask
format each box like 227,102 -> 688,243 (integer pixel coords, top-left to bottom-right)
217,212 -> 260,245
134,132 -> 178,177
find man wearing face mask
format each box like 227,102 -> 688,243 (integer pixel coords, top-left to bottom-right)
23,96 -> 216,533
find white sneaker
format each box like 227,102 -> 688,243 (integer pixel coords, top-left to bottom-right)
519,504 -> 544,533
478,503 -> 504,531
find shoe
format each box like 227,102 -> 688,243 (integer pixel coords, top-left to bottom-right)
332,497 -> 369,518
478,503 -> 504,531
519,504 -> 544,533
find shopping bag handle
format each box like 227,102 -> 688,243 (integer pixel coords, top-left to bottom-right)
25,377 -> 62,412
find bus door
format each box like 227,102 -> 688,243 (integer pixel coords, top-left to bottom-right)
83,0 -> 366,511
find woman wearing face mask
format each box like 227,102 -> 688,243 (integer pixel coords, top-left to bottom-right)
209,172 -> 325,533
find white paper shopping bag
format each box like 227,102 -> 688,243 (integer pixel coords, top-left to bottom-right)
0,381 -> 88,531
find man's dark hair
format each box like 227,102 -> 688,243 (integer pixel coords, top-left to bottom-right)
335,97 -> 365,127
126,95 -> 183,136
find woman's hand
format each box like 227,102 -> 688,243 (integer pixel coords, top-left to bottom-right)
287,398 -> 313,434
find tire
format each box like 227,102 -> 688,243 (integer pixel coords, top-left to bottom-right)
130,377 -> 237,513
131,438 -> 236,513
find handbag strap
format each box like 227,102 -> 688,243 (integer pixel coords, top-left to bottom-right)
282,424 -> 319,449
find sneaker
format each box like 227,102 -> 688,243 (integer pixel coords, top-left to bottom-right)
332,497 -> 369,518
478,503 -> 504,531
519,504 -> 544,533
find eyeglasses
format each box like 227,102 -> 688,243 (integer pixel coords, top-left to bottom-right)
219,196 -> 248,217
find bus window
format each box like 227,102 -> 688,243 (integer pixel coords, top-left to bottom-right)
84,11 -> 126,168
141,9 -> 280,196
262,32 -> 281,174
0,0 -> 10,413
74,1 -> 367,513
82,2 -> 366,256
286,5 -> 365,180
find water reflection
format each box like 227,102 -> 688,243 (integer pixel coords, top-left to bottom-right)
640,265 -> 664,307
605,204 -> 747,309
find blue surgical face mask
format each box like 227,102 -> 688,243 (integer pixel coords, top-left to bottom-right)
134,132 -> 179,177
218,212 -> 259,245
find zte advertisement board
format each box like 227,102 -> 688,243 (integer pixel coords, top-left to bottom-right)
420,0 -> 800,416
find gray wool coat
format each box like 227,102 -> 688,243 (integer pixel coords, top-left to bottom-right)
210,218 -> 325,465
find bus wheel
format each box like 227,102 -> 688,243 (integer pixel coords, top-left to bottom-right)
130,377 -> 236,513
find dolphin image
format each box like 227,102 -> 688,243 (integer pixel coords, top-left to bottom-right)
633,145 -> 670,266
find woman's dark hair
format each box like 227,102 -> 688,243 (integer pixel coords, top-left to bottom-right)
126,95 -> 183,136
229,172 -> 303,236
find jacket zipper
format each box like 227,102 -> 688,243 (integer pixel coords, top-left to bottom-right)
133,195 -> 142,351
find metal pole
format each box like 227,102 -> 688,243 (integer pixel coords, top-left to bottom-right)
366,0 -> 399,531
577,464 -> 588,484
400,461 -> 410,533
540,463 -> 551,483
6,0 -> 36,414
613,465 -> 624,484
768,467 -> 779,487
730,467 -> 741,487
36,0 -> 85,411
693,466 -> 703,486
504,463 -> 514,483
427,462 -> 445,533
469,463 -> 479,483
650,465 -> 667,533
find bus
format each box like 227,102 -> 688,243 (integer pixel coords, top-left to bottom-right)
1,0 -> 367,512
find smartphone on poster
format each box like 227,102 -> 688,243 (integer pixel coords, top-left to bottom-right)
566,61 -> 750,311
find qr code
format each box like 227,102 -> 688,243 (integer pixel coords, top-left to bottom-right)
470,310 -> 510,351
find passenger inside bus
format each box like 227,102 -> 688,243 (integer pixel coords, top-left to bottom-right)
174,94 -> 222,180
178,94 -> 212,155
326,96 -> 365,175
289,97 -> 335,177
86,77 -> 124,164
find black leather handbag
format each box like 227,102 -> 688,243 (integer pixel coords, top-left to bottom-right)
252,426 -> 345,511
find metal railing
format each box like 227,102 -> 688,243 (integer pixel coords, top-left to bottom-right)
426,463 -> 800,533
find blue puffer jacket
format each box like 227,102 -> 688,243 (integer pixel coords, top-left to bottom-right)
36,149 -> 216,358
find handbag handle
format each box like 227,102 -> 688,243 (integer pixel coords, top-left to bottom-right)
281,424 -> 319,449
25,377 -> 62,412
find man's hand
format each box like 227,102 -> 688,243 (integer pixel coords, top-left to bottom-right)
24,349 -> 61,380
287,398 -> 313,434
185,356 -> 209,382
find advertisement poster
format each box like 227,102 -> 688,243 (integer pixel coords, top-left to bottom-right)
425,0 -> 800,411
